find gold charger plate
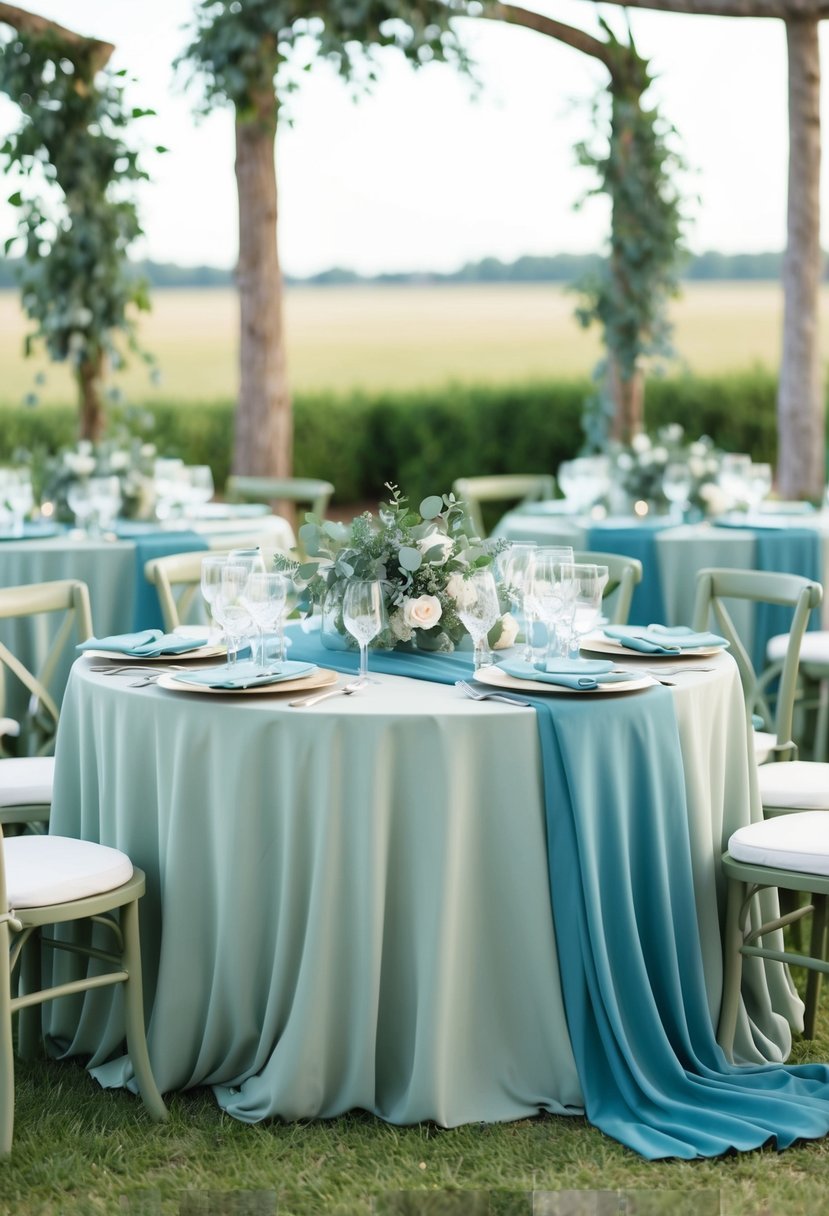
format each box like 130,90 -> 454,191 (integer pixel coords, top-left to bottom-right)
155,666 -> 339,697
579,633 -> 727,661
477,666 -> 656,696
82,644 -> 226,664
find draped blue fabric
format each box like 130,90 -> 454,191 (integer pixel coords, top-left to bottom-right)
753,527 -> 821,671
586,522 -> 669,626
123,528 -> 209,630
290,629 -> 829,1158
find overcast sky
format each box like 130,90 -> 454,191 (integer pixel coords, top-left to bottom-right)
0,0 -> 826,276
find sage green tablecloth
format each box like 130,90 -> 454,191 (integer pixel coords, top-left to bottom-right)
46,652 -> 800,1126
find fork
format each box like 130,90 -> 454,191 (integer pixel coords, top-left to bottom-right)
456,680 -> 532,707
289,679 -> 367,708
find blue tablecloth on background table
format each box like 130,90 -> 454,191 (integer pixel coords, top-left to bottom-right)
287,632 -> 829,1159
124,529 -> 209,630
752,528 -> 821,671
586,519 -> 671,625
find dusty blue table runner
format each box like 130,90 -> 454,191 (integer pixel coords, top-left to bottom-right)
290,631 -> 829,1158
586,521 -> 670,626
115,525 -> 209,630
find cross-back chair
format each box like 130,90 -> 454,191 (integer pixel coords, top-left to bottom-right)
452,475 -> 555,539
573,550 -> 642,626
0,822 -> 167,1151
0,580 -> 93,831
692,567 -> 822,766
225,476 -> 334,521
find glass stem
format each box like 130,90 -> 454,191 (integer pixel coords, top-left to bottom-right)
359,642 -> 368,681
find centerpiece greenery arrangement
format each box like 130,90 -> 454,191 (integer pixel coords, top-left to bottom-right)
38,438 -> 158,522
610,424 -> 723,513
280,485 -> 517,653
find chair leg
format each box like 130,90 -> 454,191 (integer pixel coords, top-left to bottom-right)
804,893 -> 829,1039
718,876 -> 747,1062
814,679 -> 829,764
0,923 -> 15,1155
16,928 -> 42,1061
120,900 -> 167,1123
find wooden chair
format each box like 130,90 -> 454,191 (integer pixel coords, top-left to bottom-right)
719,812 -> 829,1050
0,823 -> 167,1151
225,477 -> 333,521
692,567 -> 822,766
0,580 -> 93,831
574,551 -> 642,626
452,475 -> 555,538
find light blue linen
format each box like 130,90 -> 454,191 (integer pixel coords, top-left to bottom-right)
498,657 -> 629,690
128,529 -> 209,630
603,625 -> 728,655
78,629 -> 209,657
173,659 -> 315,690
587,520 -> 670,626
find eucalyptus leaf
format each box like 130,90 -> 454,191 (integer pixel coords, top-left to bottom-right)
398,546 -> 422,572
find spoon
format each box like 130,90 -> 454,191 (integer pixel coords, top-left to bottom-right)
290,679 -> 367,707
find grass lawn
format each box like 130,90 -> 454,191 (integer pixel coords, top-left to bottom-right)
3,999 -> 829,1214
0,282 -> 825,407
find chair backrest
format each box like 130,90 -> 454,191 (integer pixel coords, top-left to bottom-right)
0,580 -> 93,755
452,475 -> 555,538
573,551 -> 643,626
145,534 -> 288,631
225,477 -> 334,521
692,567 -> 823,760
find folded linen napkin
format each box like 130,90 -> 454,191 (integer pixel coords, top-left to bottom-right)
173,659 -> 316,691
498,657 -> 633,690
603,625 -> 728,655
78,629 -> 211,657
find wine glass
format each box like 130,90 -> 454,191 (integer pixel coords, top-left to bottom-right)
455,568 -> 500,673
527,552 -> 577,669
747,462 -> 773,509
184,465 -> 215,514
719,453 -> 752,510
66,480 -> 96,536
3,469 -> 33,536
497,542 -> 536,658
342,579 -> 386,682
662,462 -> 692,522
561,563 -> 608,658
200,555 -> 227,643
213,563 -> 252,665
522,545 -> 574,662
242,572 -> 289,670
88,475 -> 122,535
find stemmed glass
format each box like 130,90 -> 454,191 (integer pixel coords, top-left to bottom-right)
242,572 -> 289,670
212,563 -> 252,665
456,568 -> 500,673
3,469 -> 33,536
527,552 -> 576,669
66,480 -> 96,536
186,466 -> 215,512
561,563 -> 608,658
88,475 -> 122,535
342,579 -> 386,683
662,462 -> 692,523
747,462 -> 773,509
200,555 -> 227,643
497,542 -> 536,659
719,453 -> 752,510
522,545 -> 574,662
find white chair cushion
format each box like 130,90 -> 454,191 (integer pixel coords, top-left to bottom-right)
0,757 -> 54,807
757,760 -> 829,810
767,631 -> 829,666
3,836 -> 133,909
753,730 -> 777,766
729,811 -> 829,876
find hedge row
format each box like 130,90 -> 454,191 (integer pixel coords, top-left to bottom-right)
0,371 -> 784,507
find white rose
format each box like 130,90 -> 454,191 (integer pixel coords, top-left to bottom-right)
416,531 -> 454,565
616,453 -> 634,471
652,446 -> 669,464
631,433 -> 651,453
663,424 -> 684,443
688,457 -> 706,478
403,594 -> 443,630
689,441 -> 707,458
389,609 -> 414,642
492,612 -> 519,650
445,572 -> 475,609
108,451 -> 130,471
64,453 -> 96,477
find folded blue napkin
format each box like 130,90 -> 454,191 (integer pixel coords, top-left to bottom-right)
173,659 -> 316,690
603,625 -> 728,655
498,657 -> 632,690
78,629 -> 211,658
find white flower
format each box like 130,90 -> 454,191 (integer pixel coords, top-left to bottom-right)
492,612 -> 519,650
663,424 -> 684,443
108,451 -> 129,471
631,433 -> 652,454
699,483 -> 730,515
389,609 -> 414,643
688,456 -> 707,479
689,441 -> 707,458
77,440 -> 93,457
403,594 -> 443,630
64,453 -> 96,477
651,446 -> 669,464
616,453 -> 634,471
444,572 -> 466,603
416,531 -> 454,565
140,443 -> 157,459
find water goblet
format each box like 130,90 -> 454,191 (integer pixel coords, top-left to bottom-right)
561,563 -> 608,658
242,572 -> 289,670
662,462 -> 692,523
523,545 -> 574,662
88,475 -> 122,535
718,453 -> 752,511
66,479 -> 96,536
200,555 -> 227,643
4,469 -> 33,537
496,542 -> 536,658
747,462 -> 773,509
456,568 -> 500,673
342,579 -> 386,682
213,562 -> 252,665
184,465 -> 215,514
527,552 -> 577,669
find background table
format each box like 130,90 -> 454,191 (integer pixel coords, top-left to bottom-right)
46,650 -> 800,1127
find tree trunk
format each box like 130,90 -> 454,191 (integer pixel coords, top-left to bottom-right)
607,359 -> 645,445
778,17 -> 824,500
76,350 -> 105,442
233,101 -> 292,480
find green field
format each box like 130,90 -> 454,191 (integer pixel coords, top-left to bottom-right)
0,281 -> 822,407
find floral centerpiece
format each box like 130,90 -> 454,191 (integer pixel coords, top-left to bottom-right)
281,485 -> 518,653
610,424 -> 724,514
39,438 -> 158,522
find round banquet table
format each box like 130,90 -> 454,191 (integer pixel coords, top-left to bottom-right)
45,648 -> 802,1129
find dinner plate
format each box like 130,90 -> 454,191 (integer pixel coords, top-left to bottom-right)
476,666 -> 656,696
155,666 -> 339,696
579,633 -> 727,661
82,644 -> 226,664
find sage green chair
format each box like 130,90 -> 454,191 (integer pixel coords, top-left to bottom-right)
452,475 -> 555,538
692,567 -> 822,766
225,476 -> 334,521
574,551 -> 642,626
0,823 -> 167,1151
765,630 -> 829,761
0,580 -> 93,831
719,812 -> 829,1050
144,534 -> 287,632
